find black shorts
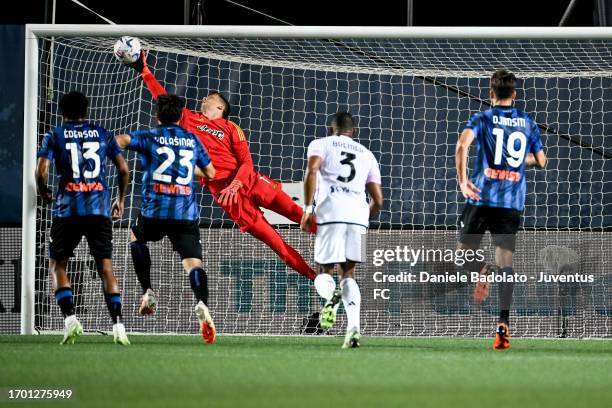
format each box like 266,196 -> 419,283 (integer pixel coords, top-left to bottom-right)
131,214 -> 202,260
458,204 -> 521,252
50,216 -> 113,260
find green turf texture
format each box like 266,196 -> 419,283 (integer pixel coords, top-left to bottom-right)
0,335 -> 610,408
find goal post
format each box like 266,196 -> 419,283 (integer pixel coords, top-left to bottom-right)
22,25 -> 612,337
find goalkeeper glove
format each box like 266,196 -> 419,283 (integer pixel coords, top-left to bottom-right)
217,179 -> 243,206
127,50 -> 147,73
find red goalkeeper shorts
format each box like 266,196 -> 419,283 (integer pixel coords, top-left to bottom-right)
207,173 -> 281,232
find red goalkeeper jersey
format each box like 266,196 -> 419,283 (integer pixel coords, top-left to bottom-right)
141,66 -> 256,187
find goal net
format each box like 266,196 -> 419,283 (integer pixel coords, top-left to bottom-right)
25,28 -> 612,338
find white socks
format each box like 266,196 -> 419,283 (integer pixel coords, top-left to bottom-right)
64,314 -> 77,328
315,273 -> 361,334
340,278 -> 361,333
314,273 -> 336,300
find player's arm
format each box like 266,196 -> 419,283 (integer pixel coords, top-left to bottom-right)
301,154 -> 321,232
128,52 -> 195,124
366,156 -> 383,219
525,151 -> 546,168
35,158 -> 53,205
114,133 -> 132,150
195,164 -> 215,180
35,131 -> 54,205
107,132 -> 130,220
455,128 -> 481,201
217,123 -> 254,206
367,182 -> 383,219
128,51 -> 167,100
194,140 -> 216,180
111,153 -> 130,220
525,120 -> 547,169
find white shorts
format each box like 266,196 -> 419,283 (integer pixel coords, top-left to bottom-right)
314,223 -> 367,265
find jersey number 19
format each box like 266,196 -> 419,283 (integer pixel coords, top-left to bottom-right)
492,128 -> 527,168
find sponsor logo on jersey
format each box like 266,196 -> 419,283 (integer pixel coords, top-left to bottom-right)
197,124 -> 225,140
64,181 -> 104,192
153,183 -> 192,196
484,167 -> 521,182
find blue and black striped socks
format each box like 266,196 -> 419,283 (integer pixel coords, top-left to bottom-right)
130,241 -> 152,294
104,293 -> 122,324
189,268 -> 209,305
498,267 -> 515,325
54,287 -> 75,318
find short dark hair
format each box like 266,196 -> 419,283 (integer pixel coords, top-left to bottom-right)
491,70 -> 516,100
209,91 -> 230,119
330,111 -> 355,133
59,91 -> 88,120
157,94 -> 185,124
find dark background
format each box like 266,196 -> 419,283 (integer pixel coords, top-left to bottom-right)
1,0 -> 604,26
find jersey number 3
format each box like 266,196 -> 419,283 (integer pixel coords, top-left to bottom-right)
337,151 -> 356,183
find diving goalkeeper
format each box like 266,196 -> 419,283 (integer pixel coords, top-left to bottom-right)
128,52 -> 317,285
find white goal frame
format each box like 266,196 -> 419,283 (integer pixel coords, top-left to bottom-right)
22,24 -> 612,334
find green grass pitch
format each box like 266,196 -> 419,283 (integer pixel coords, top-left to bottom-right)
0,335 -> 611,408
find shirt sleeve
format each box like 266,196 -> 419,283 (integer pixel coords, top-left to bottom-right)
105,129 -> 123,159
367,154 -> 382,185
464,113 -> 481,139
126,130 -> 148,153
229,121 -> 255,186
141,66 -> 168,100
195,138 -> 211,169
529,119 -> 543,154
37,131 -> 55,160
307,139 -> 325,159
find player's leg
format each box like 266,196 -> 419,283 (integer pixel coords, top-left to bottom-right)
339,224 -> 365,349
458,204 -> 492,304
94,258 -> 129,345
50,258 -> 83,345
86,216 -> 129,345
250,173 -> 316,233
339,262 -> 361,349
314,224 -> 349,330
49,217 -> 83,345
246,215 -> 317,281
130,214 -> 159,316
170,221 -> 215,344
314,264 -> 342,331
490,208 -> 520,350
210,179 -> 317,280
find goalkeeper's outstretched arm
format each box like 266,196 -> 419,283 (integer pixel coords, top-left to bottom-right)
128,51 -> 168,101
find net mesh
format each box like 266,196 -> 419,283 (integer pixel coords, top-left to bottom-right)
29,34 -> 611,338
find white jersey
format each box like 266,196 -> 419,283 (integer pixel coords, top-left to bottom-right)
307,135 -> 381,227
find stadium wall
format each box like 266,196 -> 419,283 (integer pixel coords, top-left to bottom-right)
2,227 -> 610,337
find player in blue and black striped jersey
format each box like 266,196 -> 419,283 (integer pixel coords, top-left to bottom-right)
115,94 -> 217,344
456,70 -> 547,350
35,91 -> 130,345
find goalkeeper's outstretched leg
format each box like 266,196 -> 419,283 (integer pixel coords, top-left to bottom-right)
246,216 -> 317,281
208,178 -> 317,281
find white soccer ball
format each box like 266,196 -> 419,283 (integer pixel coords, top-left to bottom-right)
113,36 -> 141,64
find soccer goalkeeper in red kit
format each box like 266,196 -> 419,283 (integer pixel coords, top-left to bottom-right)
128,52 -> 316,304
